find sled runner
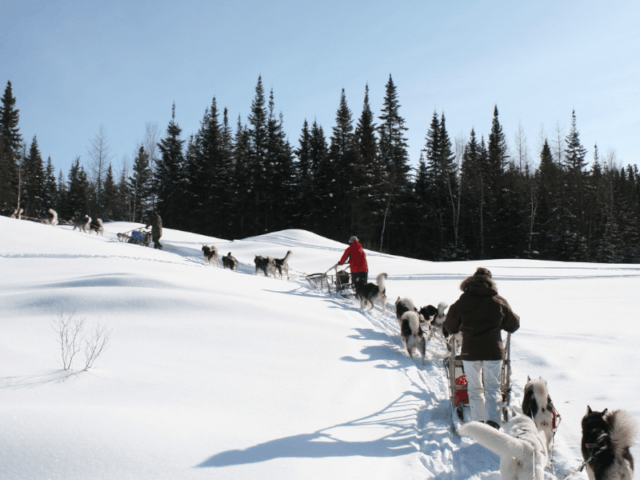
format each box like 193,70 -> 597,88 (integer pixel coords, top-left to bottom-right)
117,228 -> 151,247
444,332 -> 512,427
306,264 -> 353,295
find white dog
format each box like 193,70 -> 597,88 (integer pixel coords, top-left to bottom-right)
459,415 -> 548,480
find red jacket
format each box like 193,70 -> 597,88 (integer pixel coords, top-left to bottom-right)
339,241 -> 368,273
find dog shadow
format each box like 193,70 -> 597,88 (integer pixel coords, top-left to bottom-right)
196,391 -> 426,469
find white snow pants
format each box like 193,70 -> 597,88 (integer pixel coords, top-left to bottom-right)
462,360 -> 502,424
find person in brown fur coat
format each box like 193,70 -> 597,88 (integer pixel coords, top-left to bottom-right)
444,267 -> 520,427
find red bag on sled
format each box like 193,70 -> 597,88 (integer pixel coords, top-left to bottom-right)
455,375 -> 469,406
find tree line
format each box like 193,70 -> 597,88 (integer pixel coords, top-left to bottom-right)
1,77 -> 639,263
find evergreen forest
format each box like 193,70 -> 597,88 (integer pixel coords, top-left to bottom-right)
1,77 -> 639,263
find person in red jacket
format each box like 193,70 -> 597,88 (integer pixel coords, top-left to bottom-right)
337,236 -> 369,288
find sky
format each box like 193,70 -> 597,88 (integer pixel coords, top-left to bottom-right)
1,0 -> 639,178
2,216 -> 640,479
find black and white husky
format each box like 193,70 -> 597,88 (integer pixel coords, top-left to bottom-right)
202,245 -> 220,266
459,414 -> 549,480
522,376 -> 557,450
581,406 -> 637,480
273,250 -> 293,279
254,255 -> 274,277
222,252 -> 239,270
395,297 -> 418,320
89,218 -> 104,235
420,302 -> 448,340
73,214 -> 91,233
399,311 -> 426,365
395,297 -> 426,364
355,273 -> 387,314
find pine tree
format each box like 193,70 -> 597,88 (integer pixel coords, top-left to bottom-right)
56,170 -> 67,218
0,81 -> 22,211
43,157 -> 58,212
129,146 -> 152,222
534,140 -> 558,257
230,116 -> 252,237
309,121 -> 330,235
294,119 -> 314,229
22,136 -> 46,217
424,113 -> 459,257
247,76 -> 269,234
460,130 -> 488,258
563,110 -> 588,174
102,164 -> 117,220
154,104 -> 186,229
377,75 -> 410,251
485,106 -> 513,257
265,91 -> 296,232
66,157 -> 92,218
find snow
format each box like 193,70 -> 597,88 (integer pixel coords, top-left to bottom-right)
1,215 -> 639,480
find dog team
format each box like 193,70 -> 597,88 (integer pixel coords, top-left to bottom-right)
336,238 -> 638,480
201,244 -> 292,279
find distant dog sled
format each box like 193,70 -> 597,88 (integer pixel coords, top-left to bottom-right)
306,264 -> 353,295
117,227 -> 151,247
444,332 -> 512,423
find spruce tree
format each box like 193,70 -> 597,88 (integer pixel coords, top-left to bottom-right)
460,129 -> 487,259
66,157 -> 92,218
154,104 -> 186,229
43,157 -> 58,213
22,136 -> 46,217
230,116 -> 252,238
309,121 -> 330,235
129,146 -> 152,222
377,75 -> 409,251
265,91 -> 296,232
295,119 -> 314,229
102,164 -> 117,220
247,76 -> 269,234
354,85 -> 382,245
328,89 -> 357,239
0,81 -> 22,211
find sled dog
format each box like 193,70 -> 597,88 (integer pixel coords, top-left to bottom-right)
41,208 -> 58,226
399,311 -> 426,365
355,273 -> 387,314
522,376 -> 556,450
395,297 -> 418,321
459,414 -> 549,480
89,218 -> 104,235
222,252 -> 239,271
254,255 -> 274,277
273,250 -> 293,279
581,406 -> 637,480
421,302 -> 448,340
202,245 -> 220,266
73,214 -> 91,233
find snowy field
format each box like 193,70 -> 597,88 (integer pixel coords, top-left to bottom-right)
1,215 -> 639,480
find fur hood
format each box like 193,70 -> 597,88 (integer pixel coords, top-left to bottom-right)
460,273 -> 498,296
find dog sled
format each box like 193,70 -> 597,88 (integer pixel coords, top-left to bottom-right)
306,264 -> 353,295
117,227 -> 151,247
444,332 -> 512,427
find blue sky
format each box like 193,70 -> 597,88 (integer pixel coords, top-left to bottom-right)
1,0 -> 639,177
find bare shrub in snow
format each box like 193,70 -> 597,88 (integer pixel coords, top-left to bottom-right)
53,313 -> 111,371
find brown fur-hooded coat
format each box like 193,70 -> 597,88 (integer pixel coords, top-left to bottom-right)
443,270 -> 520,361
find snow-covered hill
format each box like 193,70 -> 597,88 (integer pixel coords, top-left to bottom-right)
1,216 -> 639,479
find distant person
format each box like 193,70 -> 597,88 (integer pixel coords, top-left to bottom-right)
337,236 -> 368,288
443,267 -> 520,428
146,211 -> 163,250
